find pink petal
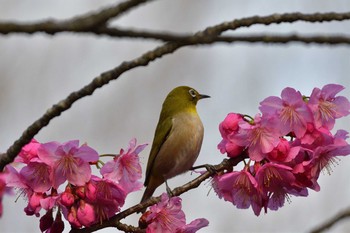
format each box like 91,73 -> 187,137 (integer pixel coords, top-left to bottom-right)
178,218 -> 209,233
321,84 -> 344,99
73,144 -> 99,163
37,142 -> 61,166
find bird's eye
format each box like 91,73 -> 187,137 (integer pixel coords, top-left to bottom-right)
189,89 -> 197,98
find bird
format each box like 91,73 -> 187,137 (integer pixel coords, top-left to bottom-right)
140,86 -> 210,205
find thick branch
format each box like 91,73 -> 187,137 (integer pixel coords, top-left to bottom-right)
310,207 -> 350,233
0,0 -> 152,34
1,12 -> 350,171
70,157 -> 245,233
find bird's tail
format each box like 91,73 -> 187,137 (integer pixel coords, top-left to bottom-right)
140,185 -> 156,204
139,177 -> 164,213
139,185 -> 156,213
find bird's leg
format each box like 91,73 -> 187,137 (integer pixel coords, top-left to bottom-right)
191,164 -> 216,174
165,180 -> 174,197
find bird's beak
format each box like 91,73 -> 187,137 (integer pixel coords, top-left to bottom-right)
199,94 -> 210,99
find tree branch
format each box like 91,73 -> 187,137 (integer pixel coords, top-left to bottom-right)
1,11 -> 350,41
212,34 -> 350,45
70,157 -> 245,233
310,207 -> 350,233
1,12 -> 350,171
73,0 -> 153,27
0,0 -> 152,34
91,26 -> 350,45
4,18 -> 350,45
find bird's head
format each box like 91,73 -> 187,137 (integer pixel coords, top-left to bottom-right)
162,86 -> 210,115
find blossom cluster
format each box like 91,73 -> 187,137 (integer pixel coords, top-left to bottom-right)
140,193 -> 209,233
214,84 -> 350,216
0,170 -> 12,217
2,138 -> 209,232
4,138 -> 147,232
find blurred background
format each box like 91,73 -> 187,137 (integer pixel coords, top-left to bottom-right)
0,0 -> 350,232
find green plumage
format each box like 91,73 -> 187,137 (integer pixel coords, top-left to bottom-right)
141,86 -> 210,205
144,115 -> 172,187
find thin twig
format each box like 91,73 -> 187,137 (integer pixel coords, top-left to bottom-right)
310,207 -> 350,233
1,12 -> 350,171
73,0 -> 153,27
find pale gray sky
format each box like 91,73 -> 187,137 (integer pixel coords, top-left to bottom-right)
1,1 -> 350,232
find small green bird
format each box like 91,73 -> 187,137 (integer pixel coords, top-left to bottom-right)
141,86 -> 210,204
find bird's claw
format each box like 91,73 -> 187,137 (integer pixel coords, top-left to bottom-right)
191,164 -> 217,174
165,180 -> 174,197
203,164 -> 216,174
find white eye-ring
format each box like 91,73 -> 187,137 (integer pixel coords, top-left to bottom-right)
189,89 -> 197,98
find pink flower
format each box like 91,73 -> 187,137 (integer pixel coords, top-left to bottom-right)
60,187 -> 75,208
217,138 -> 245,158
306,140 -> 350,181
40,195 -> 59,211
38,140 -> 99,189
293,131 -> 350,192
67,206 -> 81,228
77,201 -> 96,227
215,84 -> 350,215
213,171 -> 263,216
15,139 -> 40,164
20,161 -> 52,193
255,163 -> 305,211
219,113 -> 243,137
260,87 -> 312,137
217,113 -> 245,157
75,186 -> 85,199
234,114 -> 280,161
101,138 -> 147,193
333,129 -> 350,146
142,193 -> 209,233
6,164 -> 32,196
292,156 -> 321,192
308,84 -> 350,129
60,183 -> 103,228
298,123 -> 333,146
24,192 -> 44,216
0,169 -> 12,217
142,193 -> 185,233
85,176 -> 126,223
266,138 -> 300,163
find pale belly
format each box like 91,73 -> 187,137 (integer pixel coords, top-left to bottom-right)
152,112 -> 204,180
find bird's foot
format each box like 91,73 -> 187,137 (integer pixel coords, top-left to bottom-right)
191,164 -> 216,174
165,180 -> 174,197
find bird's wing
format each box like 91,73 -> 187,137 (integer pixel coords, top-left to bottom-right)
144,116 -> 173,186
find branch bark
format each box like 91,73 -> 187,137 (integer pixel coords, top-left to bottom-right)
1,12 -> 350,171
92,27 -> 350,45
1,9 -> 350,46
0,0 -> 152,34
